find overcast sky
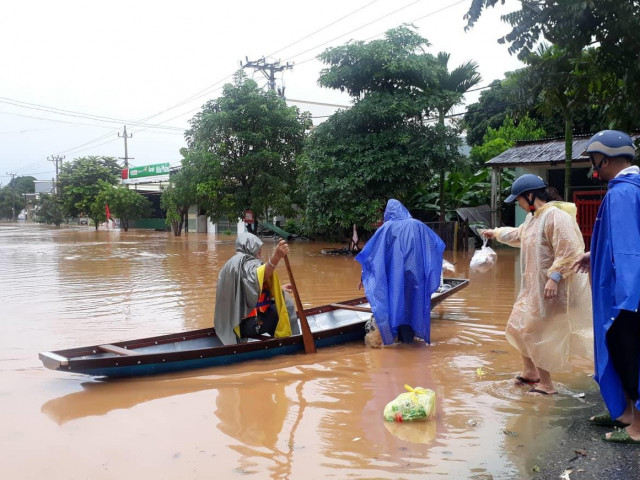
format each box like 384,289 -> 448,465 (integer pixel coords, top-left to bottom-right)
0,0 -> 524,184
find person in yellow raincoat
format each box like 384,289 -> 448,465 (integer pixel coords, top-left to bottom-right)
483,174 -> 593,395
214,232 -> 299,345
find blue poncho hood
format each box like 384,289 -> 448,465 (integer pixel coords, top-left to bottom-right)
356,199 -> 445,344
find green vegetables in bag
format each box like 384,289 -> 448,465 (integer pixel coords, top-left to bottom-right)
383,384 -> 436,422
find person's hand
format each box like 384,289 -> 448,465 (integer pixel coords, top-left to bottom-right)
282,283 -> 293,295
274,239 -> 289,260
571,252 -> 590,273
481,229 -> 496,240
544,278 -> 558,300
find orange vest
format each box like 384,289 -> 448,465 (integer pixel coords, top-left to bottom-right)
246,287 -> 273,318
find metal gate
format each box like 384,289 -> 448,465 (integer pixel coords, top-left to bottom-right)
573,190 -> 606,250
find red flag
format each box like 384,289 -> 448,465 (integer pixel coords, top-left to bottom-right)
105,204 -> 111,220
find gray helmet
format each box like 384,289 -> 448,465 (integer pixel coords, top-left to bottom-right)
584,130 -> 636,159
504,174 -> 547,203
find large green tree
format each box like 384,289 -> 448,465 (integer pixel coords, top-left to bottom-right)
58,156 -> 121,228
160,159 -> 203,236
520,45 -> 596,199
94,183 -> 152,232
34,193 -> 65,226
433,52 -> 481,220
464,69 -> 604,149
470,114 -> 546,165
465,0 -> 640,129
183,72 -> 310,225
0,176 -> 35,219
301,26 -> 462,235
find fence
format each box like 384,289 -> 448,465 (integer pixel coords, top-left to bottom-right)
573,190 -> 606,250
424,220 -> 470,251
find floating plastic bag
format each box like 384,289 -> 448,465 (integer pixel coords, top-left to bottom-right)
469,238 -> 497,272
383,384 -> 436,422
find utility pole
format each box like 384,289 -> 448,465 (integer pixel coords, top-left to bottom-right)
241,57 -> 293,97
118,126 -> 133,168
47,155 -> 65,194
6,172 -> 16,220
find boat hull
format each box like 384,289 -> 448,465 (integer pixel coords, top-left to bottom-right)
39,278 -> 468,378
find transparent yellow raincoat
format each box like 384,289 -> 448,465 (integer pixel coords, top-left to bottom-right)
494,202 -> 593,372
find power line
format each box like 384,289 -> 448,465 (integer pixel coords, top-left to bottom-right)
293,0 -> 469,67
284,0 -> 424,63
267,0 -> 380,58
0,97 -> 184,131
287,98 -> 350,108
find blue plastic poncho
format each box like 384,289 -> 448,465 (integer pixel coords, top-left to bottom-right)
590,173 -> 640,418
591,175 -> 640,418
356,199 -> 445,345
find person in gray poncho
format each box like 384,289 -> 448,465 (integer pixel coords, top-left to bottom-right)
214,232 -> 300,345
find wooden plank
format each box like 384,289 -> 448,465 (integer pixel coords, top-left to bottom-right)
330,303 -> 372,313
99,344 -> 141,356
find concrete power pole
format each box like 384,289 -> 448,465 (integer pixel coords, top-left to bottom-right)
6,172 -> 16,220
47,155 -> 65,194
241,57 -> 293,97
118,126 -> 133,168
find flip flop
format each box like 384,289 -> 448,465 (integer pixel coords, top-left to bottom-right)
528,387 -> 558,396
515,375 -> 540,386
588,412 -> 629,428
603,429 -> 640,444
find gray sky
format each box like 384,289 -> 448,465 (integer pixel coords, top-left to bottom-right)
0,0 -> 523,184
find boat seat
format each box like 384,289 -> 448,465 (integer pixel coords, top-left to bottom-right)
98,344 -> 141,356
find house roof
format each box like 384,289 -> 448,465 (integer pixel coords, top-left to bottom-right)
485,133 -> 640,168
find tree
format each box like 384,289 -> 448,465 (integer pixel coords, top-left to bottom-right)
465,0 -> 640,129
11,176 -> 36,195
160,161 -> 201,236
183,71 -> 310,225
301,26 -> 461,235
58,156 -> 121,228
432,52 -> 482,220
94,183 -> 152,232
523,45 -> 596,199
470,114 -> 546,165
34,194 -> 64,226
0,176 -> 35,219
0,186 -> 16,219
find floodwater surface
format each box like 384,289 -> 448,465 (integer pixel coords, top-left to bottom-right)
0,224 -> 597,479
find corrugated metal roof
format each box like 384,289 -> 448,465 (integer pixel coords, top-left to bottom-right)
485,133 -> 640,167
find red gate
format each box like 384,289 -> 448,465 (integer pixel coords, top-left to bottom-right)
573,190 -> 606,250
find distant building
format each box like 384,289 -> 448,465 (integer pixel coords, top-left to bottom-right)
34,180 -> 55,194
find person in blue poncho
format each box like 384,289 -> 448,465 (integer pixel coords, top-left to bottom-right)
355,199 -> 445,345
572,130 -> 640,444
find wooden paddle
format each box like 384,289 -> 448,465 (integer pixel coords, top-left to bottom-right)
283,255 -> 316,354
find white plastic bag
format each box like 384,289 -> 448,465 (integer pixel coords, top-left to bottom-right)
470,238 -> 497,272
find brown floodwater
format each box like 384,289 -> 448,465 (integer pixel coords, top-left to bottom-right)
0,224 -> 597,479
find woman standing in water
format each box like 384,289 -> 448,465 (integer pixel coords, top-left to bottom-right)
482,174 -> 593,395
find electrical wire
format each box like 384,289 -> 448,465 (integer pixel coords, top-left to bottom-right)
294,0 -> 468,66
283,0 -> 424,63
0,97 -> 184,131
267,0 -> 379,57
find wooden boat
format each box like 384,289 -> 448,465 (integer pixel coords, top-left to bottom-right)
39,278 -> 468,378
